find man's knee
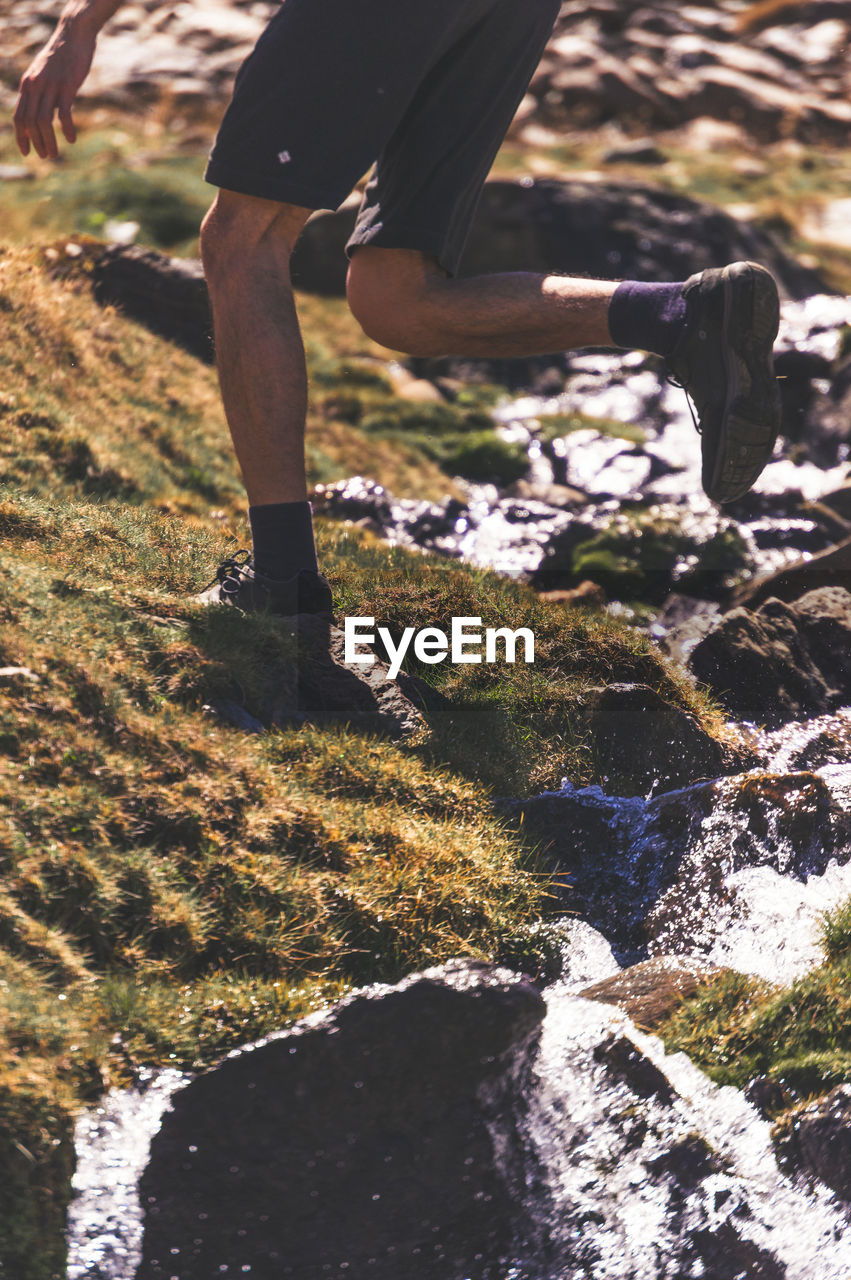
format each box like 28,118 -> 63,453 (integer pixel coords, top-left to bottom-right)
200,190 -> 312,278
346,248 -> 448,357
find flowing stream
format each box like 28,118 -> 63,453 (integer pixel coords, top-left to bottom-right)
66,723 -> 851,1278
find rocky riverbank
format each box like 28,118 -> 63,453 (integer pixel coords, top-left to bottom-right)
3,0 -> 849,153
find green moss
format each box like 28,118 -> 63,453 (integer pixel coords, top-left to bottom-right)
537,411 -> 647,447
565,507 -> 750,601
656,936 -> 851,1115
821,898 -> 851,964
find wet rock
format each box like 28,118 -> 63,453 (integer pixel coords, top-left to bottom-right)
601,137 -> 668,165
774,1085 -> 851,1199
504,765 -> 847,968
690,587 -> 851,727
745,1075 -> 797,1120
593,1033 -> 676,1104
759,708 -> 851,772
529,0 -> 851,146
581,682 -> 728,795
685,1222 -> 788,1280
139,960 -> 546,1280
516,993 -> 849,1278
645,1133 -> 723,1186
292,178 -> 826,299
650,594 -> 722,666
532,501 -> 750,603
579,956 -> 720,1030
730,536 -> 851,611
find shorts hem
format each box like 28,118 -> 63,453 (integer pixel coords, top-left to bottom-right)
346,225 -> 463,277
204,161 -> 344,212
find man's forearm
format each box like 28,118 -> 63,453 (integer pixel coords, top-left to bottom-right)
54,0 -> 128,38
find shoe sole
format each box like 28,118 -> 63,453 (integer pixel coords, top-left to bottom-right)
705,261 -> 781,504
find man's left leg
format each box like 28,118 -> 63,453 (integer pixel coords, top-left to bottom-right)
347,248 -> 781,505
347,249 -> 618,357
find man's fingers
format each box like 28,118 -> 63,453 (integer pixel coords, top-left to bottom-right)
13,91 -> 32,156
13,76 -> 75,159
58,95 -> 77,145
29,85 -> 61,160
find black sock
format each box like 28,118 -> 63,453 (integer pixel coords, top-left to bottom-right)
608,280 -> 688,358
248,501 -> 318,580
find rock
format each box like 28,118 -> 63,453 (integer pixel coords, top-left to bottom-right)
503,765 -> 846,965
291,178 -> 826,299
730,536 -> 851,611
579,955 -> 719,1029
537,580 -> 607,609
139,960 -> 546,1280
650,594 -> 722,667
774,1085 -> 851,1199
580,682 -> 728,796
0,665 -> 40,684
531,501 -> 751,604
760,708 -> 851,771
689,598 -> 835,727
602,138 -> 669,165
593,1033 -> 676,1104
89,244 -> 214,364
687,66 -> 808,141
259,614 -> 430,740
690,587 -> 851,727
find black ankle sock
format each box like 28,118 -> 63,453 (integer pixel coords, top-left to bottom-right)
608,280 -> 688,358
248,501 -> 318,581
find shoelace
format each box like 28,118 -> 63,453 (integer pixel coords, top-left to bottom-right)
665,372 -> 701,436
202,548 -> 252,596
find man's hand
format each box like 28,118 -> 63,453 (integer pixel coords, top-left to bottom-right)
14,24 -> 97,160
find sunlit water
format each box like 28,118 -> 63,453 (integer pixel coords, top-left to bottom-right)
509,995 -> 851,1279
66,1070 -> 186,1280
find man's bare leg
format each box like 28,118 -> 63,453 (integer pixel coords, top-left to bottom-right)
200,190 -> 314,507
346,247 -> 619,358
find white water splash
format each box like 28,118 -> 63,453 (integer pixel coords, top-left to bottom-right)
66,1069 -> 186,1280
517,994 -> 851,1279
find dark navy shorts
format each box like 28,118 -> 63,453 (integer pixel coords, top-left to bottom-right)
204,0 -> 560,275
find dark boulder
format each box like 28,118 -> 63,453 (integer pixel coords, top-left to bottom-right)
90,244 -> 214,363
580,682 -> 730,795
689,587 -> 851,728
291,179 -> 826,299
774,1085 -> 851,1199
730,536 -> 851,610
139,960 -> 546,1280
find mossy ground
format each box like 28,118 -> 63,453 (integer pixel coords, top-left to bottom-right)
0,241 -> 729,1276
656,899 -> 851,1113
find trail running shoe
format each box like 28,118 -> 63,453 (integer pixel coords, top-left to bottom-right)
667,260 -> 781,505
197,549 -> 333,618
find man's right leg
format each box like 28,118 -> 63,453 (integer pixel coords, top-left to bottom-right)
198,190 -> 332,615
200,190 -> 312,508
